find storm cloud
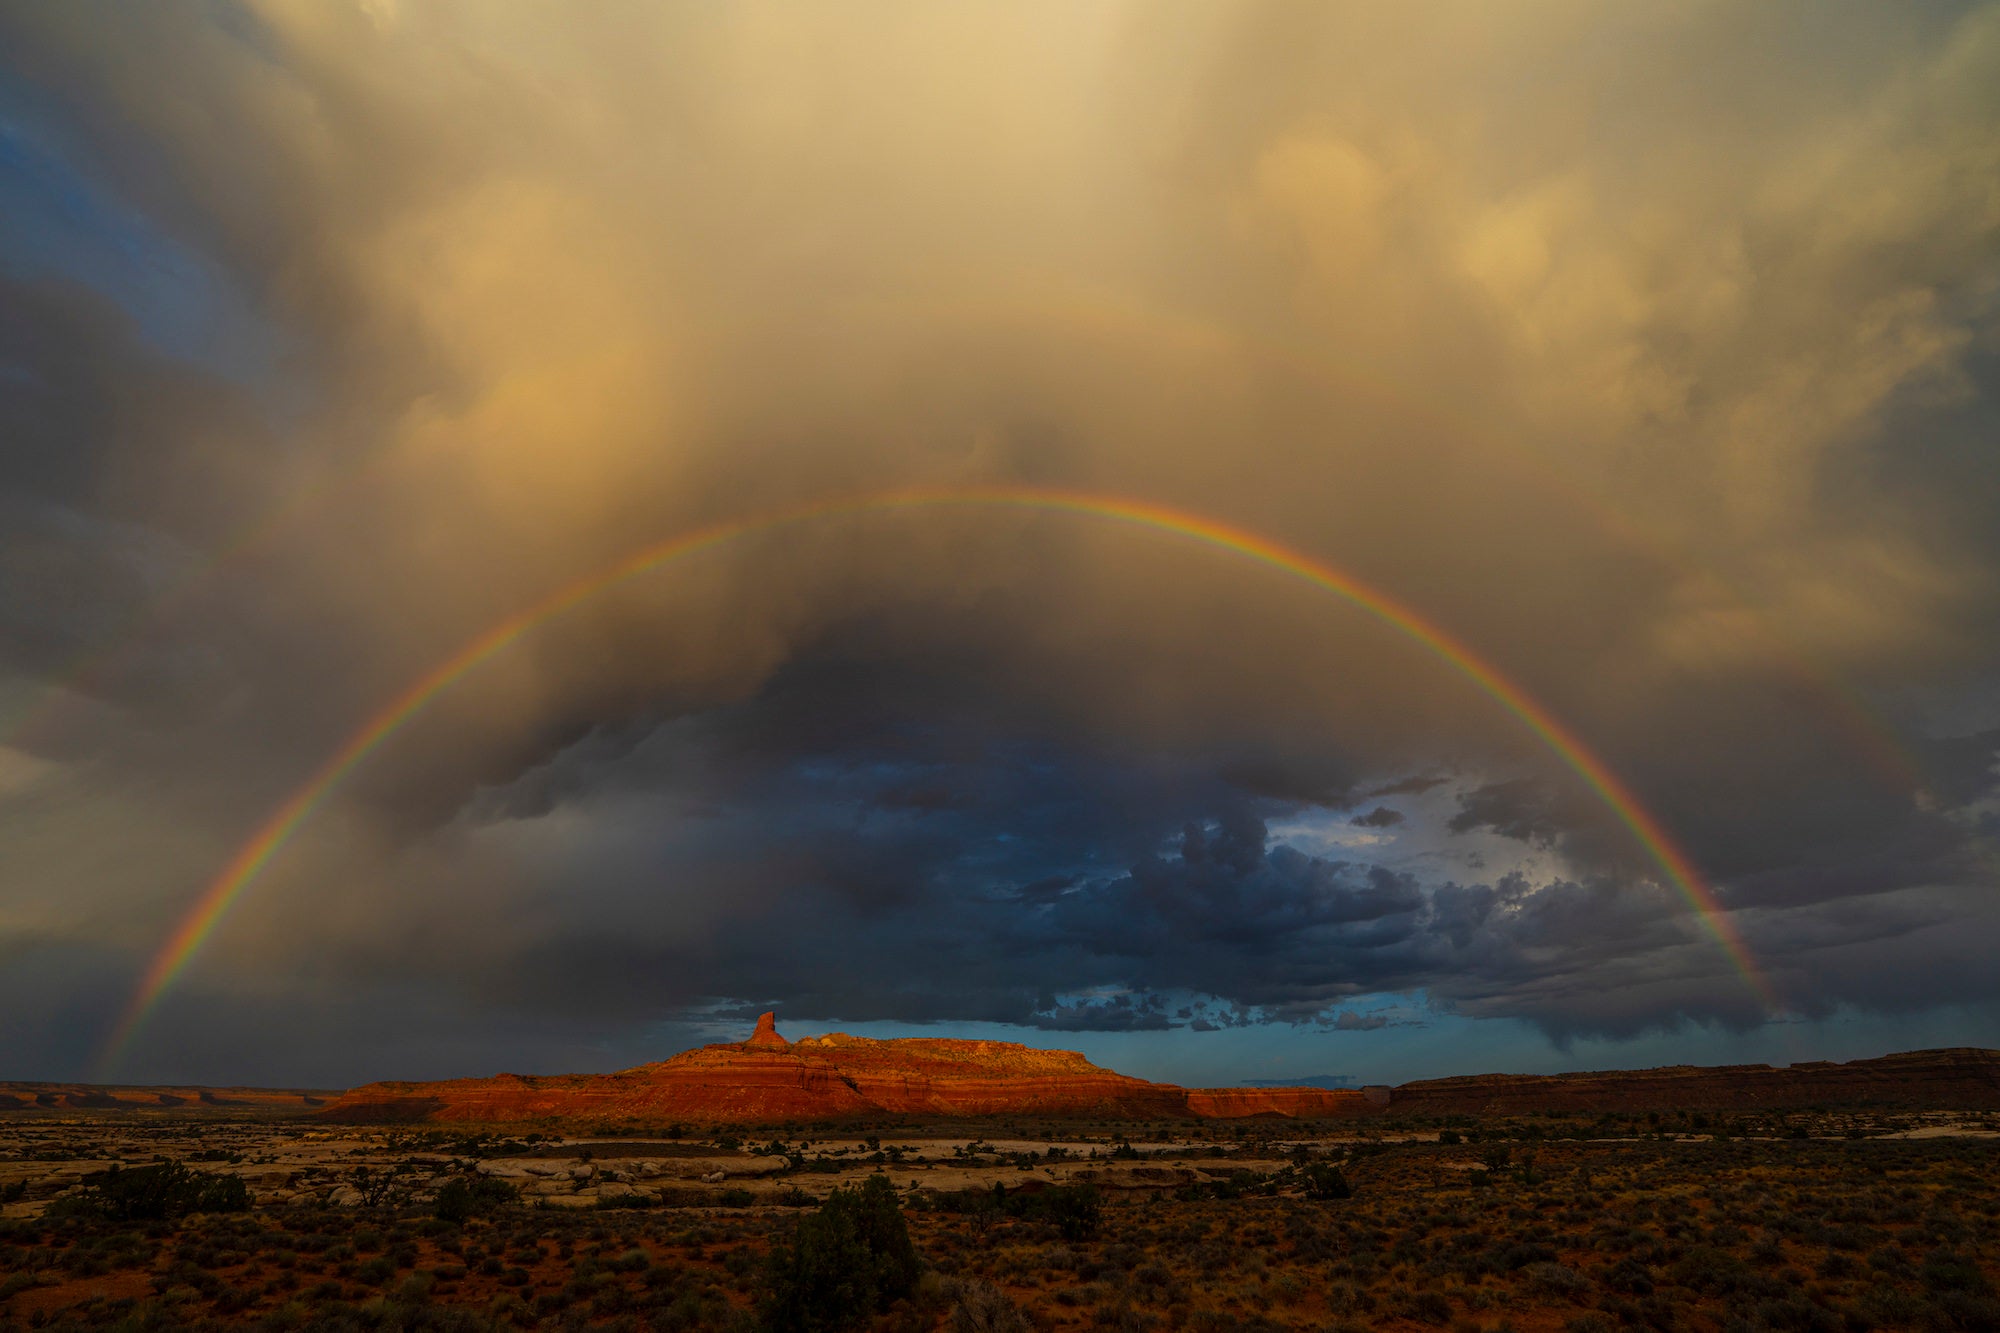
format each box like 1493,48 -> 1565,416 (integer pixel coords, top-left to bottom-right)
1,1 -> 1998,1084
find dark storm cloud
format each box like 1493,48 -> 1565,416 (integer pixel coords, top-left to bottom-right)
1448,778 -> 1568,845
1916,729 -> 2000,807
1030,994 -> 1174,1033
2,1 -> 1999,1082
1364,774 -> 1451,799
276,680 -> 1993,1046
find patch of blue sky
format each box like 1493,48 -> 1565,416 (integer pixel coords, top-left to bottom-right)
1266,774 -> 1563,888
0,93 -> 286,395
682,997 -> 2000,1091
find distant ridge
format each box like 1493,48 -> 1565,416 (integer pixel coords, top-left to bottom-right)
1382,1047 -> 2000,1117
312,1017 -> 2000,1127
12,1031 -> 1995,1126
0,1081 -> 339,1114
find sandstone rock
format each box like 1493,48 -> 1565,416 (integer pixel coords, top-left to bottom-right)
312,1018 -> 2000,1128
321,1018 -> 1197,1125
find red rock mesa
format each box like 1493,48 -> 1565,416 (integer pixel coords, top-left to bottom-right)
319,1014 -> 1361,1125
309,1018 -> 2000,1128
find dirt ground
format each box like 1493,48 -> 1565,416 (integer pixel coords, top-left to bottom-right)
1,1105 -> 1995,1330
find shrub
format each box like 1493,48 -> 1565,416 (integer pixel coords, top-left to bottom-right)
48,1162 -> 250,1221
759,1175 -> 919,1332
1670,1245 -> 1754,1296
1029,1185 -> 1104,1241
433,1173 -> 517,1223
1527,1262 -> 1593,1299
1397,1289 -> 1453,1324
1494,1242 -> 1558,1271
1748,1296 -> 1841,1333
929,1182 -> 1102,1241
1921,1250 -> 1994,1297
1302,1162 -> 1354,1200
354,1256 -> 395,1285
1603,1256 -> 1655,1295
950,1279 -> 1033,1333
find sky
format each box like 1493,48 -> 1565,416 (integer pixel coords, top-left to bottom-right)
1,0 -> 1997,1090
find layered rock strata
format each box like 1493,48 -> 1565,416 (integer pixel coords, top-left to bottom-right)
321,1014 -> 1376,1124
313,1022 -> 2000,1127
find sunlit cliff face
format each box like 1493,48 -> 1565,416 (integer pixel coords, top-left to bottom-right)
2,2 -> 1998,1084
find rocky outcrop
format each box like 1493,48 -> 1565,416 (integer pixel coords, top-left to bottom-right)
319,1023 -> 2000,1128
322,1023 -> 1202,1125
1380,1048 -> 2000,1116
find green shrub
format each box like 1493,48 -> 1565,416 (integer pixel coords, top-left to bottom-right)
433,1173 -> 517,1223
1302,1162 -> 1353,1200
1024,1184 -> 1103,1241
929,1182 -> 1102,1240
1921,1249 -> 1994,1297
759,1175 -> 920,1332
949,1278 -> 1032,1333
1397,1289 -> 1453,1324
1670,1245 -> 1754,1296
47,1161 -> 249,1221
1526,1262 -> 1592,1299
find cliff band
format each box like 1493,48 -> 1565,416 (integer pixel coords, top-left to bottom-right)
314,1015 -> 2000,1127
321,1015 -> 1366,1124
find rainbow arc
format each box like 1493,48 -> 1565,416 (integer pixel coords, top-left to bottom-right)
99,485 -> 1777,1074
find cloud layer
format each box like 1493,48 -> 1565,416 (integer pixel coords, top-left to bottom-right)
1,0 -> 1997,1083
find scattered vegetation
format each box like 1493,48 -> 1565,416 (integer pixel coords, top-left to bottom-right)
758,1174 -> 919,1331
1,1117 -> 1996,1331
431,1172 -> 518,1223
44,1160 -> 249,1222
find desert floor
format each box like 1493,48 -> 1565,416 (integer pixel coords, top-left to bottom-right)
2,1106 -> 1996,1331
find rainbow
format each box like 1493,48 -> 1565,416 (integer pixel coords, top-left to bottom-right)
99,485 -> 1777,1071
